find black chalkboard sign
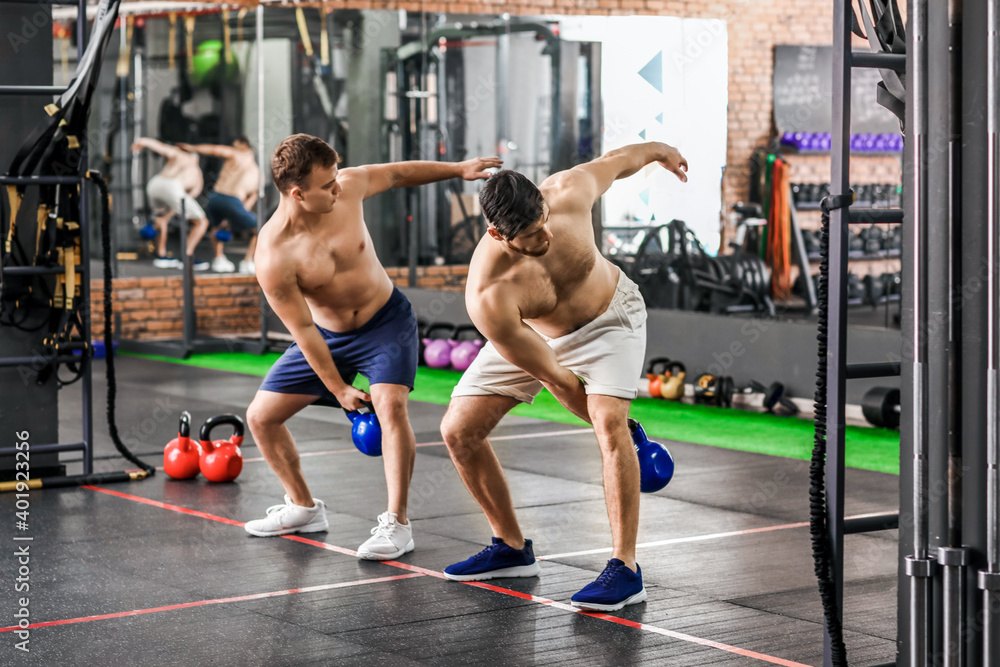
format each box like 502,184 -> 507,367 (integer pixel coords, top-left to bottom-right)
773,45 -> 901,135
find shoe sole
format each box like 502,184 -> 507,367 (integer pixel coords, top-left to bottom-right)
244,521 -> 329,537
357,538 -> 415,561
571,587 -> 647,612
442,561 -> 541,582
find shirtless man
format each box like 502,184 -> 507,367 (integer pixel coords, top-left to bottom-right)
132,138 -> 209,270
440,142 -> 688,611
244,133 -> 501,560
179,137 -> 260,274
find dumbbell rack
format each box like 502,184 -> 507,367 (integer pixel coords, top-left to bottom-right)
797,192 -> 903,314
814,1 -> 906,665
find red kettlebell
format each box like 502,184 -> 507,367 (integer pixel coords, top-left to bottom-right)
163,411 -> 201,480
645,357 -> 671,399
198,414 -> 245,483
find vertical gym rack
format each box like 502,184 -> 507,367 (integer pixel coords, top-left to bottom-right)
815,0 -> 907,665
0,0 -> 95,477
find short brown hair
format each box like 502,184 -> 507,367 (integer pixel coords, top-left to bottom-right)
271,134 -> 341,194
479,170 -> 544,239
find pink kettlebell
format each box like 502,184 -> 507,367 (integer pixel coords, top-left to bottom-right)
450,324 -> 485,371
422,323 -> 458,368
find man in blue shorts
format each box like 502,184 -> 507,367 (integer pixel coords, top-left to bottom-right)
244,133 -> 501,560
179,137 -> 259,274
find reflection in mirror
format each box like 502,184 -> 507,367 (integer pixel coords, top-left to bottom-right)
64,7 -> 727,281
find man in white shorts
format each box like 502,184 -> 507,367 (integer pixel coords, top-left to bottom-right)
439,141 -> 688,612
132,138 -> 209,270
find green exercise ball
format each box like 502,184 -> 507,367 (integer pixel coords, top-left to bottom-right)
191,40 -> 239,86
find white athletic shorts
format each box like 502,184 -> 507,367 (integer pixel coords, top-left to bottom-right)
452,268 -> 647,402
147,175 -> 206,220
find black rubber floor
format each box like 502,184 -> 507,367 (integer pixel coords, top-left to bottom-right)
2,356 -> 900,666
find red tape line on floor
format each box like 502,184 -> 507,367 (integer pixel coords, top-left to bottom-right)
0,573 -> 424,633
74,486 -> 810,666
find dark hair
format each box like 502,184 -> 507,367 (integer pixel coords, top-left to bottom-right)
234,136 -> 253,150
271,134 -> 341,194
478,170 -> 544,239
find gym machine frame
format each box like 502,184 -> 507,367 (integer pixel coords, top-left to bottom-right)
817,0 -> 906,665
0,0 -> 96,476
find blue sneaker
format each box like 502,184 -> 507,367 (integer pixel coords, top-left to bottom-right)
443,537 -> 542,581
571,559 -> 647,611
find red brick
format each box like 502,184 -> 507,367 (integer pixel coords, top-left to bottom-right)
207,297 -> 235,308
138,277 -> 166,288
150,299 -> 179,310
145,288 -> 174,300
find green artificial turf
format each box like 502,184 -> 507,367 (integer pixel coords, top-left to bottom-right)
124,351 -> 901,475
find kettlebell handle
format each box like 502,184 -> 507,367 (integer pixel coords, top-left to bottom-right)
424,322 -> 457,339
646,357 -> 671,376
179,411 -> 191,439
453,324 -> 484,342
199,414 -> 246,443
345,401 -> 376,421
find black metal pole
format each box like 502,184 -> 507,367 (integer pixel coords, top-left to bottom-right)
824,2 -> 851,664
981,0 -> 1000,661
906,1 -> 935,664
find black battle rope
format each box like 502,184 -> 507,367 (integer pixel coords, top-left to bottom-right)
88,171 -> 155,476
809,201 -> 848,665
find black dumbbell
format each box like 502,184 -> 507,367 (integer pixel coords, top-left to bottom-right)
864,274 -> 885,303
862,386 -> 900,429
847,273 -> 865,300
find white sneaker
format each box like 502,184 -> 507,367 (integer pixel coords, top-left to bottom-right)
244,495 -> 329,537
212,255 -> 236,273
357,511 -> 414,560
238,259 -> 255,275
153,256 -> 182,269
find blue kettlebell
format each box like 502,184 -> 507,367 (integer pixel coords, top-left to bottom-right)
345,404 -> 382,457
140,221 -> 157,240
629,419 -> 674,493
215,229 -> 233,242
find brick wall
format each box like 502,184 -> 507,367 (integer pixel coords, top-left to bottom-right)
91,276 -> 262,340
386,265 -> 469,291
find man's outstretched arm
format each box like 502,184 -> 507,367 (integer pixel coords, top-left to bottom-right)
177,142 -> 239,159
562,141 -> 688,205
132,137 -> 181,159
341,157 -> 502,200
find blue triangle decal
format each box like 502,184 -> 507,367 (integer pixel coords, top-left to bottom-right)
639,188 -> 650,206
638,129 -> 646,140
655,112 -> 663,124
638,52 -> 663,93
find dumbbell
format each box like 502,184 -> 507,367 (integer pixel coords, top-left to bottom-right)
862,386 -> 900,429
749,380 -> 799,416
849,231 -> 865,254
885,226 -> 902,252
863,274 -> 885,303
860,226 -> 884,254
802,230 -> 820,256
847,273 -> 865,300
882,272 -> 901,296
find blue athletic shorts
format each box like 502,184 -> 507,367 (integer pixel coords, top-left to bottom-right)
206,191 -> 257,232
259,288 -> 418,407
